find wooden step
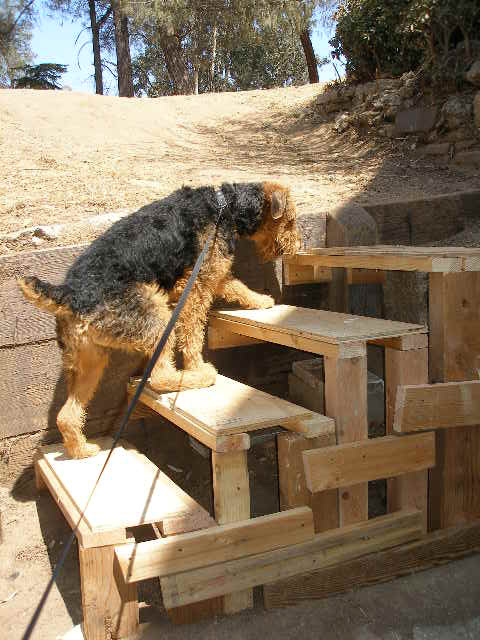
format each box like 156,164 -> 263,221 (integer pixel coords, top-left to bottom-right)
209,305 -> 426,359
285,245 -> 480,274
35,437 -> 215,547
128,374 -> 335,451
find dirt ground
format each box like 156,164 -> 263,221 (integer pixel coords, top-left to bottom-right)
1,84 -> 480,639
1,85 -> 479,253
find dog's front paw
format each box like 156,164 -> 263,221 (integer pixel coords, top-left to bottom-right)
253,294 -> 275,309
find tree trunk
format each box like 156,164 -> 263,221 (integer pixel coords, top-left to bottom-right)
159,30 -> 195,95
210,25 -> 217,92
88,0 -> 103,94
300,29 -> 319,84
111,0 -> 134,97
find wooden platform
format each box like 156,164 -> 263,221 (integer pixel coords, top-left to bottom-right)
210,306 -> 426,359
35,437 -> 215,547
128,374 -> 334,451
286,246 -> 480,273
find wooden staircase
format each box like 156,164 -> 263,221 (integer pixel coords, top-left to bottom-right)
34,243 -> 480,637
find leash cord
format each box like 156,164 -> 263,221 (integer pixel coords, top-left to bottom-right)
21,211 -> 224,640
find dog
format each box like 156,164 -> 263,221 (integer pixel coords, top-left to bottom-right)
19,181 -> 300,459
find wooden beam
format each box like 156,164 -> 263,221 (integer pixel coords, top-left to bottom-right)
115,507 -> 314,583
394,381 -> 480,433
161,510 -> 422,609
385,347 -> 430,532
277,432 -> 338,534
79,540 -> 138,640
370,333 -> 428,351
282,413 -> 335,439
212,449 -> 253,614
324,355 -> 368,526
429,272 -> 480,530
207,325 -> 261,350
264,518 -> 480,609
303,433 -> 435,493
283,263 -> 332,286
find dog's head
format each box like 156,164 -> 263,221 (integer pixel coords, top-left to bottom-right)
251,182 -> 301,262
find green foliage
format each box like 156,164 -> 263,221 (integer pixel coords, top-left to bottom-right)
13,62 -> 68,89
330,0 -> 480,85
0,0 -> 35,86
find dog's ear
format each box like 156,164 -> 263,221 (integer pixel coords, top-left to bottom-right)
271,190 -> 287,220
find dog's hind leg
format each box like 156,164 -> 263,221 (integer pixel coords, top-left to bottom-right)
58,339 -> 109,459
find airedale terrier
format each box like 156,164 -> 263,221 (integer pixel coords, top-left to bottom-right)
19,182 -> 300,459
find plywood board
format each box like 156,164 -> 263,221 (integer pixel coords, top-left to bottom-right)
394,381 -> 480,432
116,507 -> 314,582
137,375 -> 312,437
303,433 -> 436,492
287,245 -> 480,273
211,306 -> 426,347
40,437 -> 213,532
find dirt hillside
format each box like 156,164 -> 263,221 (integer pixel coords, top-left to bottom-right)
1,85 -> 478,253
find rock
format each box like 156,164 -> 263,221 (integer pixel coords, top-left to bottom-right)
444,127 -> 474,142
395,106 -> 438,135
334,113 -> 351,133
474,92 -> 480,128
454,151 -> 480,167
30,236 -> 45,247
466,60 -> 480,86
441,96 -> 472,130
33,224 -> 61,240
455,139 -> 477,152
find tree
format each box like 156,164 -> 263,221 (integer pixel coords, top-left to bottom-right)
111,0 -> 133,96
13,61 -> 67,88
129,0 -> 332,96
0,0 -> 35,87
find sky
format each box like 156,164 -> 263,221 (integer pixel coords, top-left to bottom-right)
31,3 -> 339,95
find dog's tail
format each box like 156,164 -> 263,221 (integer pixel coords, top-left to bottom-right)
18,276 -> 71,315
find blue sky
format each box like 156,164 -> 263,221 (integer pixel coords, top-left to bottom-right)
31,2 -> 339,94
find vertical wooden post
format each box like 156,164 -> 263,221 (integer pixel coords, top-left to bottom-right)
428,272 -> 480,530
277,432 -> 338,533
385,346 -> 429,532
79,541 -> 138,640
324,354 -> 368,526
329,268 -> 349,313
212,450 -> 252,614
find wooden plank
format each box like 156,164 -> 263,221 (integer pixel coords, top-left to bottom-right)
212,306 -> 426,346
0,341 -> 143,439
283,263 -> 332,286
277,432 -> 338,533
324,355 -> 368,526
0,244 -> 86,347
283,414 -> 335,439
130,382 -> 251,452
161,510 -> 423,608
116,507 -> 314,583
135,374 -> 313,437
297,246 -> 480,257
291,252 -> 463,273
210,316 -> 366,359
40,437 -> 214,533
212,449 -> 253,614
347,268 -> 386,285
429,272 -> 480,530
35,458 -> 126,549
370,333 -> 428,351
264,519 -> 480,609
79,541 -> 138,640
395,381 -> 480,433
302,433 -> 435,492
385,347 -> 430,532
207,325 -> 261,349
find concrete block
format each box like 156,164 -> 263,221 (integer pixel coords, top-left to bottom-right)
395,107 -> 438,135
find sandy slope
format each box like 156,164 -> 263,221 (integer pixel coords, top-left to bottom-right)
1,84 -> 477,251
